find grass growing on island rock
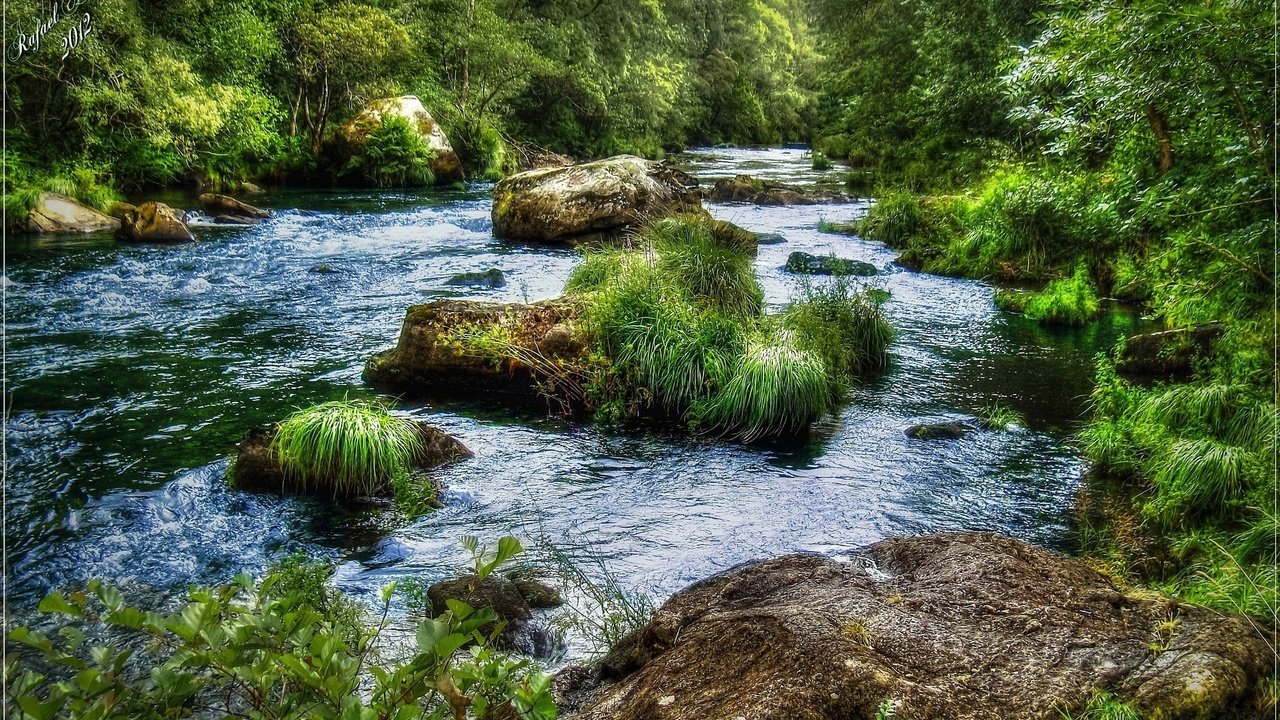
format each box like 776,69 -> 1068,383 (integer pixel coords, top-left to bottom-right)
271,399 -> 423,498
567,216 -> 889,440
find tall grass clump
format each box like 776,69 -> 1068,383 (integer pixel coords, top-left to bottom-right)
698,334 -> 832,441
271,399 -> 423,497
784,278 -> 891,377
855,189 -> 927,248
1080,354 -> 1277,617
650,217 -> 763,317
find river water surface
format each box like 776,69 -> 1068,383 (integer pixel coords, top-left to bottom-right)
6,148 -> 1140,655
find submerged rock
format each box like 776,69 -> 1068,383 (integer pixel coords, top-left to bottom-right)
904,421 -> 975,439
25,192 -> 120,234
117,202 -> 194,243
339,95 -> 464,183
365,299 -> 587,407
446,268 -> 506,289
198,193 -> 270,220
707,174 -> 851,206
559,532 -> 1273,720
784,251 -> 877,276
755,232 -> 787,245
309,263 -> 340,274
231,421 -> 471,499
491,155 -> 702,243
1115,323 -> 1224,378
428,573 -> 564,657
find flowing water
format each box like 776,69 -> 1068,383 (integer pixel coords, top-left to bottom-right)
5,148 -> 1142,655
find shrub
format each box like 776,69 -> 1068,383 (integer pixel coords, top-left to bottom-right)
811,150 -> 832,170
271,399 -> 423,498
978,403 -> 1024,430
346,115 -> 437,187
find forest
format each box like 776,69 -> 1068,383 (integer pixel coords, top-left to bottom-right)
4,0 -> 1276,718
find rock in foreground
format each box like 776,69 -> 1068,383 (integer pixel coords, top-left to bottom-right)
26,192 -> 120,234
492,155 -> 701,243
560,532 -> 1272,720
364,299 -> 587,407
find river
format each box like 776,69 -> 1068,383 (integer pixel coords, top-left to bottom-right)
4,147 -> 1141,657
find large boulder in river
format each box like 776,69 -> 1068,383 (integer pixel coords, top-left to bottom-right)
232,420 -> 471,499
339,95 -> 464,184
25,192 -> 120,234
559,532 -> 1272,720
491,155 -> 702,243
365,299 -> 588,408
116,202 -> 194,243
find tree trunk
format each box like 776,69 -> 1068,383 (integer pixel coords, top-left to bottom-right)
1145,105 -> 1173,175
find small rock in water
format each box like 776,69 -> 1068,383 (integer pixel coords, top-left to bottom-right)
446,268 -> 506,289
755,232 -> 787,245
309,263 -> 340,274
213,214 -> 258,226
784,251 -> 877,276
905,421 -> 975,440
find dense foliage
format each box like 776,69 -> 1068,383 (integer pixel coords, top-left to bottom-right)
4,0 -> 819,207
7,539 -> 556,720
845,0 -> 1275,621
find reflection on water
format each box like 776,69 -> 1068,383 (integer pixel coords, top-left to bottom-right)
5,149 -> 1142,656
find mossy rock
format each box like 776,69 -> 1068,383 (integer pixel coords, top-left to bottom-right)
784,251 -> 877,276
491,155 -> 702,243
364,299 -> 588,408
428,573 -> 563,657
904,420 -> 975,439
446,268 -> 507,289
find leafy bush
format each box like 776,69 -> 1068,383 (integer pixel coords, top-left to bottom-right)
978,403 -> 1024,431
6,537 -> 555,720
271,399 -> 424,498
346,115 -> 437,187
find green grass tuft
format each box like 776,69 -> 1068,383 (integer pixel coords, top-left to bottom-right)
1059,690 -> 1140,720
697,334 -> 832,441
978,403 -> 1024,430
272,399 -> 423,498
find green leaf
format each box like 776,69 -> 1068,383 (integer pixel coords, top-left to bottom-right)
444,598 -> 474,620
38,591 -> 83,617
